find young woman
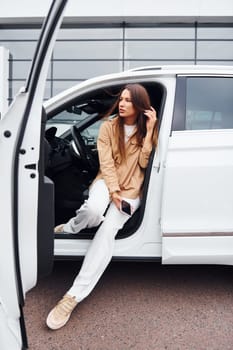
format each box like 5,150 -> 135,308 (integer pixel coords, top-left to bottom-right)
46,83 -> 158,330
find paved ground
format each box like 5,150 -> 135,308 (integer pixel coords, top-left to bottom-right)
24,261 -> 233,350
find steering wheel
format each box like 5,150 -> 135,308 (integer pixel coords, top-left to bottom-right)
71,125 -> 99,173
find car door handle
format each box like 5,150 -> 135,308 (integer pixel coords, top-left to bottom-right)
153,162 -> 160,173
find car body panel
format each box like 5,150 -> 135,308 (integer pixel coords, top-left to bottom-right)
44,67 -> 233,264
162,130 -> 233,265
161,73 -> 233,265
0,0 -> 68,348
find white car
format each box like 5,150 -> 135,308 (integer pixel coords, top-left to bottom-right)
1,0 -> 233,348
46,64 -> 233,264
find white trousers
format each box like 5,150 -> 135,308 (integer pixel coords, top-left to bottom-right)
64,179 -> 140,303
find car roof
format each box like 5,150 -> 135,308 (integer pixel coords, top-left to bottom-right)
128,64 -> 233,73
44,64 -> 233,114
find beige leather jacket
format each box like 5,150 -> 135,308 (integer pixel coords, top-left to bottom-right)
94,117 -> 153,199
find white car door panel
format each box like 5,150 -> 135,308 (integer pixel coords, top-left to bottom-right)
162,130 -> 233,233
162,76 -> 233,265
162,130 -> 233,264
0,1 -> 68,349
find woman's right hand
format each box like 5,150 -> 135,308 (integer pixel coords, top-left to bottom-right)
111,192 -> 122,210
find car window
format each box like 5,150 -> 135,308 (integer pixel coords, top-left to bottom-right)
46,109 -> 98,136
80,119 -> 105,147
185,77 -> 233,130
46,90 -> 118,137
46,81 -> 164,145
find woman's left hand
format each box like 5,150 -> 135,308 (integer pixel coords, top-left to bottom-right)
144,106 -> 157,133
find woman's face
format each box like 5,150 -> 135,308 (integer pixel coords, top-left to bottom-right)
118,89 -> 137,121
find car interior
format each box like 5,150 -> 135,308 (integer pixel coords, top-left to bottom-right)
44,81 -> 165,240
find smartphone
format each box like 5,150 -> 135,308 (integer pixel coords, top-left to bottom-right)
120,200 -> 132,217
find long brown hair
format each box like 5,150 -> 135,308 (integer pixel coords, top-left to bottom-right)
106,83 -> 158,160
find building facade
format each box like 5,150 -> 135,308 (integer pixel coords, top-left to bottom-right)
0,0 -> 233,107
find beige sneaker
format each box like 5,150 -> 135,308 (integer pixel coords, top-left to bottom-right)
46,294 -> 78,330
54,224 -> 65,233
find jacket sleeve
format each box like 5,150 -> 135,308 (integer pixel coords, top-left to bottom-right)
138,141 -> 153,169
97,121 -> 121,194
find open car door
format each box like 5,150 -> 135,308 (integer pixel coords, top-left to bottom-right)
0,1 -> 68,348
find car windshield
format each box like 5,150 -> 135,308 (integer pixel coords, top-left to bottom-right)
46,107 -> 98,137
46,97 -> 116,136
